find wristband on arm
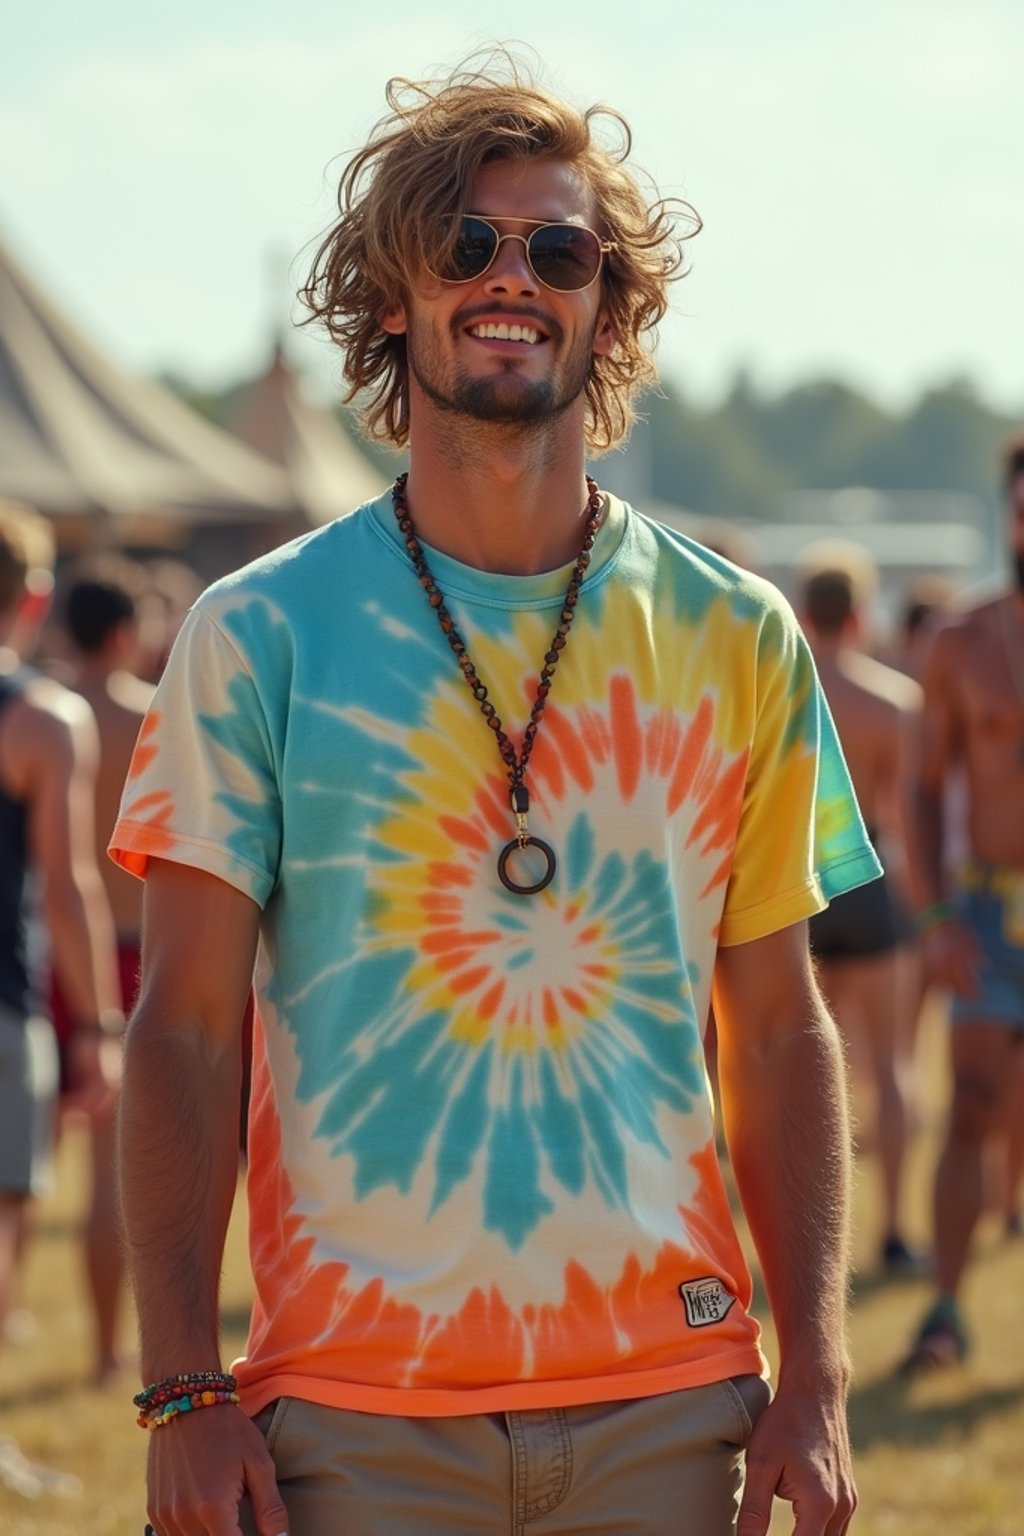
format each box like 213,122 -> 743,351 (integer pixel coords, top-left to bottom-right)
133,1371 -> 239,1430
916,899 -> 954,933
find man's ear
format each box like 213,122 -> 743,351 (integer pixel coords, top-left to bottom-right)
379,302 -> 408,336
592,311 -> 617,357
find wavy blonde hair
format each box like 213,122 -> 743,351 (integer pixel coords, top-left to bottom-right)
299,55 -> 699,452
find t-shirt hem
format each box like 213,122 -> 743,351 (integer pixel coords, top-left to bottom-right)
819,846 -> 884,902
719,845 -> 882,948
108,822 -> 275,907
719,877 -> 826,948
236,1346 -> 768,1419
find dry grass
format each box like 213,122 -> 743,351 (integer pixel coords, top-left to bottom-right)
1,1002 -> 1022,1533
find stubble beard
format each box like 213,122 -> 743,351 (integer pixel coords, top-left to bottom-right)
408,318 -> 595,433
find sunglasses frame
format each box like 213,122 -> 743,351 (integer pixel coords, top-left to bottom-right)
429,214 -> 617,293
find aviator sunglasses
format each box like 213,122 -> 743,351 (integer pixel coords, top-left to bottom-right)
429,215 -> 616,293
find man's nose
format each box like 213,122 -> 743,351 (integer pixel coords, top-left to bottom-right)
482,234 -> 540,297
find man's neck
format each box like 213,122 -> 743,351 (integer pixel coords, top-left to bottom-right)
808,633 -> 845,665
68,652 -> 117,691
401,405 -> 596,575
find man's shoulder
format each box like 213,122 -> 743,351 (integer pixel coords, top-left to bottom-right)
2,665 -> 90,729
75,674 -> 155,757
199,498 -> 386,615
842,651 -> 922,714
105,671 -> 157,720
625,505 -> 785,614
0,667 -> 93,790
933,587 -> 1006,641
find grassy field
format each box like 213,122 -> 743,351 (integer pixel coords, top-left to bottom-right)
1,1003 -> 1022,1533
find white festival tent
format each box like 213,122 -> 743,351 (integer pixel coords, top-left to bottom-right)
228,341 -> 386,526
0,229 -> 296,548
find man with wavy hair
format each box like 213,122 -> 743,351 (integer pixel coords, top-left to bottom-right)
115,57 -> 875,1536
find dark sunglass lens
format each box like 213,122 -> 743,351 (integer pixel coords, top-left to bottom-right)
444,217 -> 497,281
528,225 -> 602,290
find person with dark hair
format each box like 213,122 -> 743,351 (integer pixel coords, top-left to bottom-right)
51,557 -> 154,1381
113,56 -> 877,1536
65,567 -> 138,655
900,436 -> 1024,1372
797,547 -> 924,1276
0,504 -> 121,1495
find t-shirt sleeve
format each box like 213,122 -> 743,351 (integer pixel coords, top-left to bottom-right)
109,603 -> 281,906
718,598 -> 881,948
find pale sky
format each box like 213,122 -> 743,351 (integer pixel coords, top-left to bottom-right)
3,1 -> 1022,415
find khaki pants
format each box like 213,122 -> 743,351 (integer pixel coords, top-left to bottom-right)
242,1375 -> 770,1536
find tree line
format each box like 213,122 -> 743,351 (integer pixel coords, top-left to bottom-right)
165,368 -> 1021,526
621,372 -> 1019,523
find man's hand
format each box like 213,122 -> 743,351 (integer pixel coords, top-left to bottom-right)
146,1407 -> 289,1536
63,1030 -> 121,1118
737,1382 -> 856,1536
922,916 -> 982,998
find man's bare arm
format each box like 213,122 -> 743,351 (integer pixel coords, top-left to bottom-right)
714,921 -> 856,1536
908,624 -> 960,910
7,683 -> 122,1109
120,859 -> 258,1376
906,624 -> 979,994
119,859 -> 288,1536
23,689 -> 120,1025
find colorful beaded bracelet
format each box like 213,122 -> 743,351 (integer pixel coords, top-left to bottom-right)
134,1371 -> 239,1429
141,1387 -> 240,1430
916,900 -> 955,933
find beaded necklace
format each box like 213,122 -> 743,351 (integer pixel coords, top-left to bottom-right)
391,472 -> 604,895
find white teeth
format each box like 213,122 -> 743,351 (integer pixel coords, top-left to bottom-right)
470,322 -> 541,344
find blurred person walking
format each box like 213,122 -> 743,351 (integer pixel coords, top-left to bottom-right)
901,435 -> 1024,1371
51,558 -> 155,1382
798,550 -> 924,1275
883,575 -> 965,1146
0,501 -> 121,1494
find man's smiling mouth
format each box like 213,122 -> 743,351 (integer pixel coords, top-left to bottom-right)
467,322 -> 543,345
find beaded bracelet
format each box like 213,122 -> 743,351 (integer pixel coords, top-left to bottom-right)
142,1386 -> 240,1430
134,1371 -> 239,1430
916,899 -> 955,934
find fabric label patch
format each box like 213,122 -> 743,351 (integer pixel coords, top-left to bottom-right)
679,1277 -> 736,1328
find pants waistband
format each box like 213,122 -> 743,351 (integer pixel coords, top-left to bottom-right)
960,860 -> 1024,896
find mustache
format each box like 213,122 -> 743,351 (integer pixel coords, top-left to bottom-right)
451,302 -> 562,343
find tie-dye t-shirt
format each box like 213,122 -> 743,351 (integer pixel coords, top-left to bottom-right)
110,490 -> 879,1418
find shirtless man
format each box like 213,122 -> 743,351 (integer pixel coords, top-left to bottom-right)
901,436 -> 1024,1369
0,502 -> 120,1491
55,559 -> 154,1380
799,549 -> 924,1274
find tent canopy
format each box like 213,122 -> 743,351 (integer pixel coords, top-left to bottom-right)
229,341 -> 386,525
0,230 -> 294,527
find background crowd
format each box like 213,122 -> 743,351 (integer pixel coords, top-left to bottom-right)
0,433 -> 1021,1507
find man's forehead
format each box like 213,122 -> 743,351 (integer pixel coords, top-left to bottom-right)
468,157 -> 598,223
